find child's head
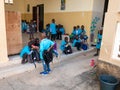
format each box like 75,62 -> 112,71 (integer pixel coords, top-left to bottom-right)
28,40 -> 34,48
81,25 -> 84,30
61,25 -> 63,28
34,38 -> 39,44
77,25 -> 80,29
99,30 -> 103,35
52,19 -> 55,23
41,32 -> 47,39
64,37 -> 68,42
73,26 -> 77,30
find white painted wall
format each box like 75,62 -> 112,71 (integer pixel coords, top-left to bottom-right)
90,0 -> 105,43
43,0 -> 94,13
92,0 -> 105,27
92,0 -> 105,12
0,0 -> 8,62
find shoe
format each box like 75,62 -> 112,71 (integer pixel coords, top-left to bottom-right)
40,71 -> 49,76
94,53 -> 98,56
47,69 -> 51,73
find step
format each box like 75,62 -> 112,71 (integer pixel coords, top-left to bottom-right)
0,47 -> 95,79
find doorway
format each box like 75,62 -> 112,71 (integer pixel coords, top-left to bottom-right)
33,4 -> 44,32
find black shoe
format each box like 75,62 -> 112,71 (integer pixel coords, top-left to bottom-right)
94,53 -> 98,56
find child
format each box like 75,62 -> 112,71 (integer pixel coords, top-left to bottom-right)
81,34 -> 89,51
60,37 -> 72,54
46,24 -> 50,38
60,25 -> 65,35
72,35 -> 81,50
20,41 -> 34,64
76,25 -> 81,37
32,38 -> 40,61
57,25 -> 65,40
50,19 -> 57,41
80,25 -> 86,39
94,30 -> 103,56
70,26 -> 77,43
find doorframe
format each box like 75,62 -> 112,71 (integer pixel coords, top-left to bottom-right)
102,0 -> 109,26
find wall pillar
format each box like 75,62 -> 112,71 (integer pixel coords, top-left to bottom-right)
0,0 -> 8,62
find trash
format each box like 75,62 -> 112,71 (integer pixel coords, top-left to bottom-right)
90,59 -> 95,67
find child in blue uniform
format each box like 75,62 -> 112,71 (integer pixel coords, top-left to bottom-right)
60,25 -> 65,35
39,32 -> 54,75
72,35 -> 81,50
45,24 -> 50,38
20,41 -> 34,64
80,25 -> 86,39
94,30 -> 103,56
58,25 -> 65,40
60,37 -> 72,54
70,26 -> 77,42
72,26 -> 77,36
50,19 -> 57,41
76,25 -> 81,37
21,20 -> 27,33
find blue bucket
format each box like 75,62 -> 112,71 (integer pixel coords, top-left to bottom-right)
99,74 -> 119,90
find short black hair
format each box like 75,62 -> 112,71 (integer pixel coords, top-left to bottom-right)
28,40 -> 34,48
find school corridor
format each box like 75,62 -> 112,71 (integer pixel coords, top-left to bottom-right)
1,0 -> 120,90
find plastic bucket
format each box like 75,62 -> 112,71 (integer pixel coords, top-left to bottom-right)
99,74 -> 119,90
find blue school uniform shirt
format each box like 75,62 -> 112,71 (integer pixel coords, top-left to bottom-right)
97,34 -> 102,39
20,46 -> 31,57
50,23 -> 56,34
81,29 -> 86,35
76,29 -> 81,36
79,29 -> 82,35
72,29 -> 81,36
72,39 -> 81,47
96,40 -> 102,49
46,26 -> 50,32
40,38 -> 54,60
60,40 -> 67,51
72,29 -> 76,35
96,34 -> 102,49
60,28 -> 65,35
21,22 -> 27,31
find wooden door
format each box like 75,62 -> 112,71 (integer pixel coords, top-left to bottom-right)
5,11 -> 22,55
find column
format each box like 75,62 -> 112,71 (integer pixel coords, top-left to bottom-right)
0,0 -> 8,62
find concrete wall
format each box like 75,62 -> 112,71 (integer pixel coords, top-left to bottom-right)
0,0 -> 8,62
5,0 -> 43,21
44,11 -> 92,35
43,0 -> 94,36
5,0 -> 25,13
91,0 -> 105,42
98,0 -> 120,78
43,0 -> 93,13
92,0 -> 105,30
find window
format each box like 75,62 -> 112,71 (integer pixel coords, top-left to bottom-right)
112,22 -> 120,60
5,0 -> 13,4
